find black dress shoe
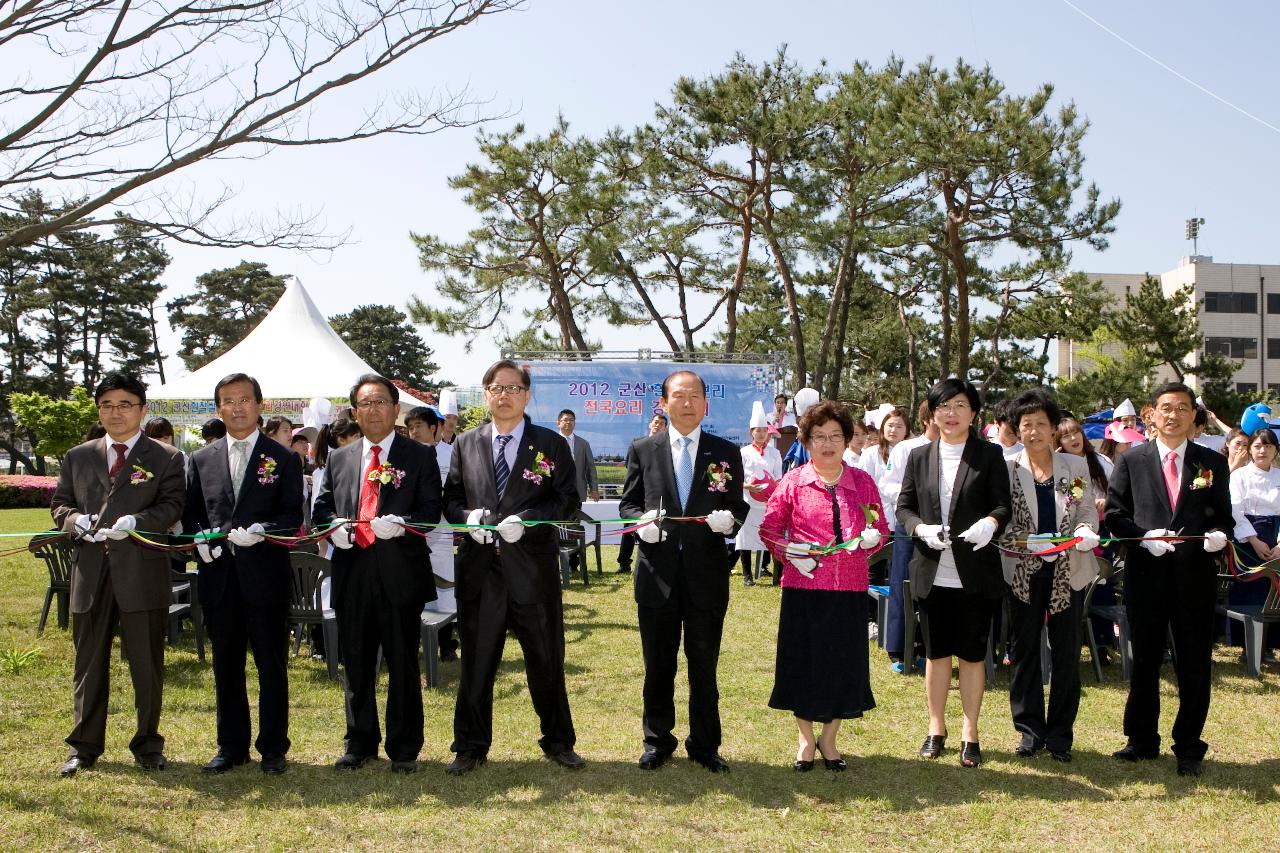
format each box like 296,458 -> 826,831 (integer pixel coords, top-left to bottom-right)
260,754 -> 288,775
203,752 -> 250,773
690,752 -> 730,773
446,751 -> 486,776
334,752 -> 373,770
638,747 -> 672,770
792,758 -> 814,772
1176,757 -> 1203,777
545,748 -> 585,770
1049,749 -> 1073,763
960,741 -> 983,768
136,752 -> 167,771
1112,744 -> 1158,762
743,575 -> 755,586
817,746 -> 847,771
60,756 -> 95,777
1014,743 -> 1041,758
918,734 -> 946,759
616,564 -> 632,575
390,759 -> 418,774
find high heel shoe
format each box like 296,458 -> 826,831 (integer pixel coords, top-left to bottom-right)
918,733 -> 946,759
960,741 -> 983,768
793,746 -> 815,772
817,745 -> 847,771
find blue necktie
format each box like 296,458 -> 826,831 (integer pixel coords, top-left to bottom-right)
675,435 -> 693,510
494,434 -> 512,497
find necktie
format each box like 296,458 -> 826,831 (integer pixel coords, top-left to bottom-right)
1164,451 -> 1180,511
675,436 -> 693,510
494,435 -> 512,497
230,439 -> 248,491
355,445 -> 381,548
109,443 -> 128,478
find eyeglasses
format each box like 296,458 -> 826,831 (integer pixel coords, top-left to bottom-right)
97,402 -> 141,413
1157,405 -> 1193,416
355,399 -> 394,410
217,397 -> 256,408
936,402 -> 972,415
485,384 -> 528,396
808,433 -> 846,446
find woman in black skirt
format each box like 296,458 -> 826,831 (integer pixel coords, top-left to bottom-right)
896,378 -> 1011,768
760,401 -> 891,771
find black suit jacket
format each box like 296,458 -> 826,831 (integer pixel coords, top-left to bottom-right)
895,434 -> 1012,599
183,433 -> 305,608
443,417 -> 578,605
1104,439 -> 1231,595
619,429 -> 750,610
312,433 -> 441,609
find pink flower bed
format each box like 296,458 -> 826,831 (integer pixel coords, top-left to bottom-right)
0,475 -> 58,509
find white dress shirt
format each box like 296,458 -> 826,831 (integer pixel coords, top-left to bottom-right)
934,438 -> 966,589
1230,462 -> 1280,540
491,418 -> 526,474
881,434 -> 930,514
225,430 -> 262,483
101,430 -> 142,464
361,431 -> 396,477
1153,437 -> 1188,490
669,424 -> 702,469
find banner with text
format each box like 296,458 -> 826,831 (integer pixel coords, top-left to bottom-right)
524,360 -> 781,460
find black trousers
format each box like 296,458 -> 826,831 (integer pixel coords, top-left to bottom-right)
334,550 -> 424,762
1123,564 -> 1216,760
1007,577 -> 1085,752
66,561 -> 166,760
618,532 -> 636,567
451,566 -> 575,756
637,558 -> 727,757
204,569 -> 291,758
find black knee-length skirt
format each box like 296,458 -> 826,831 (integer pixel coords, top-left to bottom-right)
768,588 -> 876,723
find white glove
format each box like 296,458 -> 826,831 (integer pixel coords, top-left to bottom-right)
785,542 -> 818,577
859,527 -> 882,550
227,523 -> 266,547
706,509 -> 736,535
1140,529 -> 1175,557
193,530 -> 223,564
370,514 -> 406,540
636,508 -> 667,544
1074,525 -> 1101,552
99,515 -> 136,541
496,514 -> 525,543
73,514 -> 98,540
959,517 -> 998,550
467,508 -> 493,545
1203,530 -> 1228,553
915,523 -> 949,551
328,518 -> 354,550
1026,532 -> 1058,563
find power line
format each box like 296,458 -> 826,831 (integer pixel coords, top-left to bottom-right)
1060,0 -> 1280,137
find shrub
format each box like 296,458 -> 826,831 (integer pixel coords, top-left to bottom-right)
0,475 -> 57,509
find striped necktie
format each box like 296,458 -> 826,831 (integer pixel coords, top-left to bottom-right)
495,434 -> 512,497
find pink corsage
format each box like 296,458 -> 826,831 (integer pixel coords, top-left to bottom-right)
129,465 -> 153,486
368,463 -> 407,489
706,461 -> 733,492
522,450 -> 554,485
257,454 -> 279,485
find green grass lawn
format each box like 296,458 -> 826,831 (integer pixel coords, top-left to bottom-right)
1,506 -> 1278,850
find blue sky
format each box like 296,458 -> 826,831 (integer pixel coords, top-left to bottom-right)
154,0 -> 1280,385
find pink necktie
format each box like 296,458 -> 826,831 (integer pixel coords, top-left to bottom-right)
1164,451 -> 1179,511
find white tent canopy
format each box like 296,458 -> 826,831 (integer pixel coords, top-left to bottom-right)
150,279 -> 428,414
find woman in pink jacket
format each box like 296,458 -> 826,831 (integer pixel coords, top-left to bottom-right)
761,400 -> 891,772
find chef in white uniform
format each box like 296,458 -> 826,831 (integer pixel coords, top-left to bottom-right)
736,401 -> 783,585
407,398 -> 458,661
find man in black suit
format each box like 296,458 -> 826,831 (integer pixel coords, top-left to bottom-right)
313,373 -> 441,774
443,359 -> 583,775
183,373 -> 304,775
1105,381 -> 1231,777
619,370 -> 749,772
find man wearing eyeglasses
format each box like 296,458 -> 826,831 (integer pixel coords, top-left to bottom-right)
443,359 -> 582,775
1105,381 -> 1231,777
51,372 -> 186,777
183,373 -> 304,775
313,373 -> 442,774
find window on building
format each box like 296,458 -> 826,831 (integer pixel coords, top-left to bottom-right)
1269,294 -> 1280,314
1205,337 -> 1258,359
1237,382 -> 1259,393
1269,339 -> 1280,360
1269,384 -> 1280,393
1203,292 -> 1258,313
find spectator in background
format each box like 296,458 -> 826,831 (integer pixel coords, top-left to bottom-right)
264,416 -> 293,448
1225,427 -> 1251,472
737,402 -> 783,586
1226,426 -> 1280,652
437,389 -> 459,445
201,418 -> 226,444
144,417 -> 176,447
405,405 -> 458,662
992,400 -> 1024,461
85,422 -> 106,442
617,413 -> 668,574
858,407 -> 909,490
843,418 -> 869,467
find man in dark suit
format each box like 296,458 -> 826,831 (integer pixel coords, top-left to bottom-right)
443,359 -> 583,775
313,373 -> 441,774
557,408 -> 598,576
183,373 -> 304,775
51,372 -> 186,777
1105,381 -> 1231,776
619,370 -> 749,772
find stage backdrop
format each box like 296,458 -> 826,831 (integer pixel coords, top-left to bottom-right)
524,360 -> 781,461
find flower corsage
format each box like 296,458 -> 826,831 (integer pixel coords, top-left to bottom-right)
1189,465 -> 1213,491
129,465 -> 153,485
1060,476 -> 1087,508
706,461 -> 733,492
522,450 -> 555,485
368,463 -> 407,489
257,454 -> 279,485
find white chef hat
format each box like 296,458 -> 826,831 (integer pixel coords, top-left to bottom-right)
749,400 -> 769,428
793,387 -> 820,417
865,403 -> 895,430
438,388 -> 458,416
1113,398 -> 1136,418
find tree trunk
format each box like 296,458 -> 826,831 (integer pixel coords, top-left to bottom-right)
612,250 -> 681,352
938,254 -> 952,378
827,254 -> 858,400
723,202 -> 754,354
897,296 -> 921,413
815,231 -> 854,394
149,301 -> 166,383
943,188 -> 971,379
